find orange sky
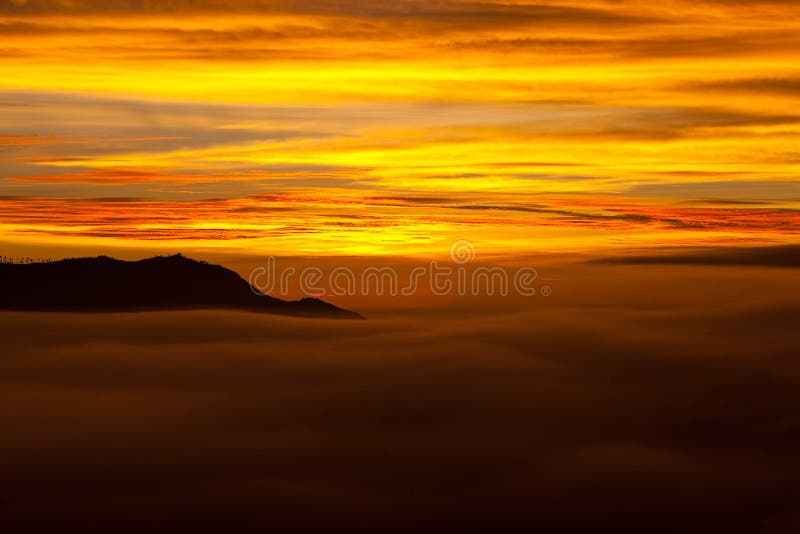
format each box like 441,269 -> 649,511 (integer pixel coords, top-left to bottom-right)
1,0 -> 799,259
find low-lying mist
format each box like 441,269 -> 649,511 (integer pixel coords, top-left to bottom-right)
1,264 -> 799,532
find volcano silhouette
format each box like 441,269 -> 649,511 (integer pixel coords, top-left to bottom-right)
0,254 -> 361,319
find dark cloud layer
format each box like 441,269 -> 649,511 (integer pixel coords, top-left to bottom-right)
691,77 -> 800,96
0,0 -> 655,28
595,244 -> 800,268
1,266 -> 800,532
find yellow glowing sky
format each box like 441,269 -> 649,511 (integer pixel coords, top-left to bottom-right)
1,0 -> 799,258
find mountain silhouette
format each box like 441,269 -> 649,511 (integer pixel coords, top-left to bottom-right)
0,254 -> 362,319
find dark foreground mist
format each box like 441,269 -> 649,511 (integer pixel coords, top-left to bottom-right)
1,265 -> 799,533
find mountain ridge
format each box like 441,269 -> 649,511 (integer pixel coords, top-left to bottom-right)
0,253 -> 362,319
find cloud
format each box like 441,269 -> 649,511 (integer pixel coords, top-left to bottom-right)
594,244 -> 800,267
448,202 -> 800,232
0,0 -> 657,27
1,277 -> 799,531
627,180 -> 800,201
689,77 -> 800,96
1,0 -> 799,256
447,30 -> 800,61
454,203 -> 657,224
1,191 -> 797,245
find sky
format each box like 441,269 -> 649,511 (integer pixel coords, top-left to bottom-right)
1,0 -> 799,259
3,4 -> 800,529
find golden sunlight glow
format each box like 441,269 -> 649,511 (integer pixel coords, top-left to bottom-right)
1,0 -> 799,258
